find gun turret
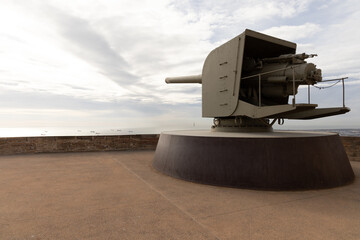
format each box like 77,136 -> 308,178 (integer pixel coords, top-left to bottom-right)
165,29 -> 349,131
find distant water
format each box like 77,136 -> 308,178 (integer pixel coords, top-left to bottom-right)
313,129 -> 360,137
0,127 -> 173,138
0,127 -> 359,138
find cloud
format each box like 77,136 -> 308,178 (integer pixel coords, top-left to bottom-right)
0,0 -> 359,131
172,0 -> 313,21
262,23 -> 321,41
169,0 -> 315,44
314,12 -> 360,77
0,87 -> 202,118
0,87 -> 205,128
41,4 -> 139,86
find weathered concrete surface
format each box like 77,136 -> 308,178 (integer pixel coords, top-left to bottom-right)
0,151 -> 359,239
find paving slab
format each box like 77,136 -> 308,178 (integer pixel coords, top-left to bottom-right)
0,151 -> 359,239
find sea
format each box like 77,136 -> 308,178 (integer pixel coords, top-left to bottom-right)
310,129 -> 360,137
0,127 -> 359,138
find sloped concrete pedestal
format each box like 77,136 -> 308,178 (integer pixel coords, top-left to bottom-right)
153,130 -> 355,190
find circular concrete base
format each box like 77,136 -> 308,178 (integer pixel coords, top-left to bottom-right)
152,130 -> 355,190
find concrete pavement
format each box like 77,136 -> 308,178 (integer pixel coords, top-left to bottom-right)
0,151 -> 359,239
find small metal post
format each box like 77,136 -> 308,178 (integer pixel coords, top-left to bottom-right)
258,75 -> 261,107
308,84 -> 310,104
292,68 -> 296,106
342,78 -> 345,107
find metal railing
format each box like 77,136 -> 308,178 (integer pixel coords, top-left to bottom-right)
310,77 -> 348,107
241,65 -> 300,107
241,66 -> 348,108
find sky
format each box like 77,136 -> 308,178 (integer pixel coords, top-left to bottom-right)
0,0 -> 360,132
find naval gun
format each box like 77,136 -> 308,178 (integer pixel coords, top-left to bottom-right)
166,29 -> 350,131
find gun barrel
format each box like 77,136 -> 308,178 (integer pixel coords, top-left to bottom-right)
165,74 -> 202,84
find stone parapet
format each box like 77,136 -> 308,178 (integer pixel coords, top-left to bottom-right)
0,135 -> 159,155
0,135 -> 359,162
341,136 -> 360,162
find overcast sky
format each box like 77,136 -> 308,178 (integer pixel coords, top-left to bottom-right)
0,0 -> 359,132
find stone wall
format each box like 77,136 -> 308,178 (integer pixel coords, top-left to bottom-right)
341,136 -> 360,162
0,135 -> 159,155
0,135 -> 359,162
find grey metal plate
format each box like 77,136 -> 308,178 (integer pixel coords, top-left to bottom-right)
202,35 -> 244,117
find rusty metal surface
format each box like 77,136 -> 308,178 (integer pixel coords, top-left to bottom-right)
153,132 -> 355,190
